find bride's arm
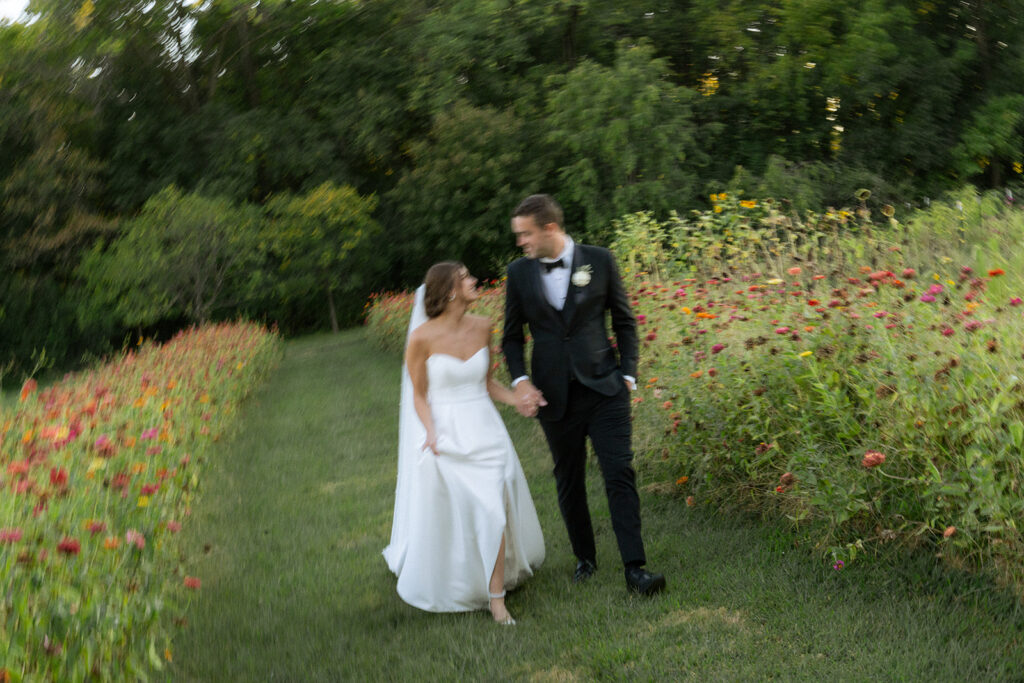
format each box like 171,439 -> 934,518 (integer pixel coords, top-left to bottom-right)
485,321 -> 516,407
406,334 -> 439,454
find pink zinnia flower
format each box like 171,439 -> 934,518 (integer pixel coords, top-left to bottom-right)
0,528 -> 23,543
711,344 -> 725,354
774,326 -> 790,334
636,314 -> 647,324
941,327 -> 955,336
126,529 -> 146,550
862,450 -> 886,468
166,521 -> 182,533
902,268 -> 916,278
140,428 -> 158,440
964,320 -> 983,333
1010,297 -> 1022,307
184,576 -> 201,590
928,284 -> 944,295
919,294 -> 936,303
787,266 -> 802,276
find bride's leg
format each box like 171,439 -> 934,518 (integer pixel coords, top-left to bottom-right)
488,534 -> 514,623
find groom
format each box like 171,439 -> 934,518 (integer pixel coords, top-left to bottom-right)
502,194 -> 666,596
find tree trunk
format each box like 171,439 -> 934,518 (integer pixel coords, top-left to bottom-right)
326,285 -> 339,333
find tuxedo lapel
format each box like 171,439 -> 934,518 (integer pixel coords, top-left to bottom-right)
527,258 -> 563,327
561,244 -> 586,330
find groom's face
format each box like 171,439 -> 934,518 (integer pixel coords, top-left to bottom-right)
512,215 -> 560,260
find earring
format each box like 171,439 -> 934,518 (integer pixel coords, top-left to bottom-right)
449,293 -> 456,301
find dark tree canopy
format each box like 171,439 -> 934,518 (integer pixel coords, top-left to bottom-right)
2,0 -> 1024,372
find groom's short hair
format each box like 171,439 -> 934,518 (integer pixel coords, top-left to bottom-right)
513,194 -> 563,229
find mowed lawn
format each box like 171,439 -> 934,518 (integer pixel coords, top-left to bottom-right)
170,329 -> 1023,681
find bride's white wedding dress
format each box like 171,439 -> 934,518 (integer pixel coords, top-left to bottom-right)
383,340 -> 545,612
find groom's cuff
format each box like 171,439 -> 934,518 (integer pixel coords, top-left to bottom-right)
511,375 -> 530,387
624,375 -> 636,390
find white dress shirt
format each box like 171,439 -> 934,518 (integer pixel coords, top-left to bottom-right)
538,236 -> 575,310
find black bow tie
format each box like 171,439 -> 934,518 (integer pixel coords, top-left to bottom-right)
542,258 -> 565,273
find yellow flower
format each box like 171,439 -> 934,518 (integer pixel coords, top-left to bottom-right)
137,496 -> 150,508
714,205 -> 723,213
740,200 -> 757,209
765,278 -> 784,285
131,462 -> 147,474
1015,161 -> 1023,174
681,307 -> 692,314
799,351 -> 813,358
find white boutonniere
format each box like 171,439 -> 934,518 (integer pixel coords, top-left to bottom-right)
571,264 -> 592,288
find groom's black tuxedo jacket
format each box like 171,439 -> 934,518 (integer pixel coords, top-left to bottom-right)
503,243 -> 638,422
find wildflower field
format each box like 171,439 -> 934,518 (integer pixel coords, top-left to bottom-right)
365,188 -> 1024,594
0,322 -> 280,680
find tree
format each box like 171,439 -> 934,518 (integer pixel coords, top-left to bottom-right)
545,39 -> 702,241
388,101 -> 545,281
262,182 -> 379,332
78,186 -> 262,326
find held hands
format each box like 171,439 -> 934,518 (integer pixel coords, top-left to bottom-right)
513,380 -> 547,418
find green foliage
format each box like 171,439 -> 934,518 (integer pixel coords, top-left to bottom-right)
263,182 -> 379,331
953,94 -> 1024,185
78,186 -> 262,326
546,39 -> 701,242
388,101 -> 543,279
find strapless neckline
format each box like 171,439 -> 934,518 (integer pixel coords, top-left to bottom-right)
427,346 -> 487,364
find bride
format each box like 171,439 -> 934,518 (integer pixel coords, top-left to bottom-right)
382,261 -> 545,625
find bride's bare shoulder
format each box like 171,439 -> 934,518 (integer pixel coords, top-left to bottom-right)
408,320 -> 441,350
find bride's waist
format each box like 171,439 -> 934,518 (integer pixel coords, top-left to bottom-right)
429,387 -> 489,405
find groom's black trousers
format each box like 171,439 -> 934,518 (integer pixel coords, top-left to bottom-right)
539,380 -> 646,568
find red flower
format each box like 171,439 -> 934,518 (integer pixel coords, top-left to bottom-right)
49,467 -> 69,488
988,268 -> 1005,277
862,450 -> 886,468
943,526 -> 957,538
57,538 -> 81,555
184,576 -> 202,590
19,378 -> 37,402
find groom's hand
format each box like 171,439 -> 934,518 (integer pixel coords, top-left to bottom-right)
513,380 -> 546,417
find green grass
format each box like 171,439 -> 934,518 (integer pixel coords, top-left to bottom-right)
171,329 -> 1024,681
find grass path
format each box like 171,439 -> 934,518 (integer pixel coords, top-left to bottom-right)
172,330 -> 1023,681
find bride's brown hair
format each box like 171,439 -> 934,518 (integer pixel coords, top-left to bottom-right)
423,261 -> 466,318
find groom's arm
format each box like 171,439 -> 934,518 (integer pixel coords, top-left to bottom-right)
501,266 -> 528,381
502,266 -> 546,416
606,251 -> 639,382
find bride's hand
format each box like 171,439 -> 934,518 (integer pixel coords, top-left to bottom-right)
423,430 -> 439,455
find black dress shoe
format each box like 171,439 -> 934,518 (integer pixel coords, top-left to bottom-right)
573,559 -> 597,584
625,566 -> 666,595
